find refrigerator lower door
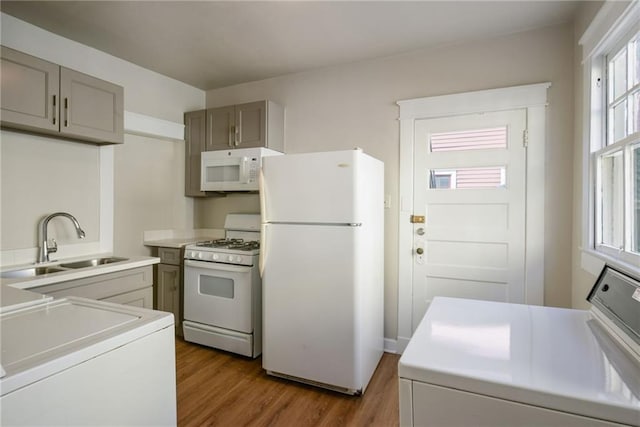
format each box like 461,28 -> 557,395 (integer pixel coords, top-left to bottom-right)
262,223 -> 363,393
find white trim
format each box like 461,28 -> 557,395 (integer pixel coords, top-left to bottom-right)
383,338 -> 398,354
124,111 -> 185,142
397,83 -> 550,120
396,83 -> 549,352
579,0 -> 640,62
99,146 -> 114,255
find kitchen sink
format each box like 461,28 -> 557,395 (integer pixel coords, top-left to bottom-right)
59,257 -> 129,269
1,266 -> 69,278
1,257 -> 130,279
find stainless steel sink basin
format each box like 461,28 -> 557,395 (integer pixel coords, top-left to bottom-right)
1,266 -> 68,278
59,257 -> 129,269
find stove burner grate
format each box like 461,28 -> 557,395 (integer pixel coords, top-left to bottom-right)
195,238 -> 260,251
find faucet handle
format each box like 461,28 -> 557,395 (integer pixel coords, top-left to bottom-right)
48,238 -> 58,254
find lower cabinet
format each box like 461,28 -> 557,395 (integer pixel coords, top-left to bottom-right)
103,287 -> 153,308
155,247 -> 183,336
30,266 -> 153,309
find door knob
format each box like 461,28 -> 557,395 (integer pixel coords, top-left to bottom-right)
416,247 -> 424,255
416,228 -> 425,236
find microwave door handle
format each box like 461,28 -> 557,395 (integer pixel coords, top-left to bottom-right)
240,157 -> 250,183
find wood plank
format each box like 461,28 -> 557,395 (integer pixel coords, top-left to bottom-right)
176,338 -> 400,426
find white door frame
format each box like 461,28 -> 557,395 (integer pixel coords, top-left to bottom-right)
396,83 -> 550,353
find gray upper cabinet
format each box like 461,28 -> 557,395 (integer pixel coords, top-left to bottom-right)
206,100 -> 284,152
59,67 -> 124,144
207,105 -> 235,151
184,110 -> 207,197
0,46 -> 124,145
0,46 -> 59,132
184,100 -> 284,197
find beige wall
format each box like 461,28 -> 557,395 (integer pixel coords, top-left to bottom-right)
0,13 -> 205,263
201,24 -> 576,340
571,2 -> 607,309
0,132 -> 101,249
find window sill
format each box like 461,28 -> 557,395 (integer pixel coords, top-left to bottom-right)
581,248 -> 640,278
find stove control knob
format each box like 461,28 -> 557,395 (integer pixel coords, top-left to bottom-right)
213,254 -> 219,261
228,255 -> 234,262
197,252 -> 204,259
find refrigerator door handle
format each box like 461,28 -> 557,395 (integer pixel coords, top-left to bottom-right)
259,168 -> 266,278
259,224 -> 266,278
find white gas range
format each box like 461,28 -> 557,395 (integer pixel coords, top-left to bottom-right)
182,214 -> 262,358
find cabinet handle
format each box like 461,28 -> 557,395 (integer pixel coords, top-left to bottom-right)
52,95 -> 57,125
229,125 -> 234,147
64,97 -> 69,127
234,125 -> 239,146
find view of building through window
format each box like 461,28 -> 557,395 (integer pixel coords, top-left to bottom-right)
428,126 -> 507,190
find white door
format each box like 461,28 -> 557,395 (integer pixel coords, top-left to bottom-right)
412,109 -> 527,329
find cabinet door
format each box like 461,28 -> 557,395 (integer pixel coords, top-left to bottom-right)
59,67 -> 123,144
235,100 -> 266,148
103,287 -> 153,309
184,110 -> 206,197
157,263 -> 181,334
206,105 -> 235,150
0,46 -> 59,132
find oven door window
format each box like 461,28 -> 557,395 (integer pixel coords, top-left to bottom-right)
200,276 -> 234,299
184,262 -> 254,333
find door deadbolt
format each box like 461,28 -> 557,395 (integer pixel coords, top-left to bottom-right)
416,228 -> 425,236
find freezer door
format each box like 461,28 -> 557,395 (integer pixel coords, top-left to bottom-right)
262,150 -> 362,223
262,223 -> 362,390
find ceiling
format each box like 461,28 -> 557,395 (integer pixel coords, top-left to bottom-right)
0,1 -> 581,91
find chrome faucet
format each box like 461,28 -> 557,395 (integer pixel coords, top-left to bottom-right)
37,212 -> 86,263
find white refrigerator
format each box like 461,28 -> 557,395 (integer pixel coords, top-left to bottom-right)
260,148 -> 384,395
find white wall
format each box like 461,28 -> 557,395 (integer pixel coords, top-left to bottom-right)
201,23 -> 576,340
0,13 -> 205,264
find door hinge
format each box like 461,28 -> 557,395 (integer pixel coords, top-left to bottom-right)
410,215 -> 425,224
523,129 -> 529,147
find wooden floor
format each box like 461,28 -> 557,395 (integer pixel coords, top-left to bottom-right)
176,338 -> 400,427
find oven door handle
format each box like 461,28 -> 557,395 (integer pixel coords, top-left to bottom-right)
184,259 -> 253,273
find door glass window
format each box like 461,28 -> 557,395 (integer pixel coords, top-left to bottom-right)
430,127 -> 507,152
429,166 -> 506,189
200,276 -> 235,299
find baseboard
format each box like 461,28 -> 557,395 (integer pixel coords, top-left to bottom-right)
384,338 -> 398,354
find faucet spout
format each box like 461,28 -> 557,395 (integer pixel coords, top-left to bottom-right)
37,212 -> 86,263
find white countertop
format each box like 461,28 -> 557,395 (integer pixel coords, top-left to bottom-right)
144,237 -> 216,248
143,228 -> 223,248
399,297 -> 640,426
1,254 -> 159,290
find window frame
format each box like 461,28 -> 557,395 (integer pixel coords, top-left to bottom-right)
580,0 -> 640,274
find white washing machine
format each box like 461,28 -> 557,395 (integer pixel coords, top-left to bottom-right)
1,296 -> 177,426
399,266 -> 640,427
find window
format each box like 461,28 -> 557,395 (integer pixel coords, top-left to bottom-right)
585,4 -> 640,269
428,126 -> 508,190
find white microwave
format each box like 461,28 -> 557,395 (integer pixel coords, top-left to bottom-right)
201,147 -> 282,192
